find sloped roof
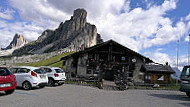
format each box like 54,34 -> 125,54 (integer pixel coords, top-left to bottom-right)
61,39 -> 153,63
141,64 -> 175,74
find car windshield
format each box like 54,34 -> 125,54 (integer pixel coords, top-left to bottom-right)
181,66 -> 190,78
0,68 -> 12,76
55,69 -> 64,73
34,69 -> 46,74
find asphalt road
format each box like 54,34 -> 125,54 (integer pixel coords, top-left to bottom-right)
0,84 -> 190,107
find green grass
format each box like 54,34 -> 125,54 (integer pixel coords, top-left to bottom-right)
159,85 -> 179,90
14,51 -> 75,68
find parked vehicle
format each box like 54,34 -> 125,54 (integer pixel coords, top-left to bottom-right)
11,66 -> 48,90
40,66 -> 66,86
180,65 -> 190,97
0,67 -> 17,94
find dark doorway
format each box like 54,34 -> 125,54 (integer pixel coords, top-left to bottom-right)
104,70 -> 114,81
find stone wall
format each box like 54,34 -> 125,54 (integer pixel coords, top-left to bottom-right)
0,51 -> 60,67
132,56 -> 144,84
77,53 -> 88,77
65,57 -> 76,77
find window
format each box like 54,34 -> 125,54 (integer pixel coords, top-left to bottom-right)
95,54 -> 99,61
181,67 -> 190,78
93,70 -> 99,74
17,68 -> 30,73
128,71 -> 133,77
129,63 -> 135,70
62,61 -> 66,66
11,68 -> 17,73
186,68 -> 190,75
89,53 -> 93,59
34,69 -> 45,74
55,69 -> 64,73
44,68 -> 52,73
121,56 -> 126,61
87,69 -> 92,74
0,68 -> 11,76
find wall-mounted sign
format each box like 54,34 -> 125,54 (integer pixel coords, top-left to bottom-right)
121,56 -> 125,61
132,58 -> 136,63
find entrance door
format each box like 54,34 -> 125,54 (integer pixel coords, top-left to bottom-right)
104,70 -> 114,81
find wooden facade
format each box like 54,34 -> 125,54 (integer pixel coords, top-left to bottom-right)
62,40 -> 153,84
140,64 -> 175,84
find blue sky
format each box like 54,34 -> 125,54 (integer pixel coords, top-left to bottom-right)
0,0 -> 190,70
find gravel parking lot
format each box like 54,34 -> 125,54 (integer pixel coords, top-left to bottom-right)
0,84 -> 190,107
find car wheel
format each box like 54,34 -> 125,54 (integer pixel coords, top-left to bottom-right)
98,82 -> 103,89
48,78 -> 55,86
22,81 -> 32,90
5,89 -> 15,94
58,82 -> 64,86
186,92 -> 190,98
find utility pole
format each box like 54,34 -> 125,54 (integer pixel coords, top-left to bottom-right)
176,40 -> 179,86
177,40 -> 179,69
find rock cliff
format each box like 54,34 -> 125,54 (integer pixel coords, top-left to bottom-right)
0,34 -> 28,56
2,34 -> 28,50
12,8 -> 103,55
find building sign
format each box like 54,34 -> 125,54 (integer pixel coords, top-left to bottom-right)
121,56 -> 125,61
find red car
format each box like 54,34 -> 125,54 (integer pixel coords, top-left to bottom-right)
0,67 -> 17,94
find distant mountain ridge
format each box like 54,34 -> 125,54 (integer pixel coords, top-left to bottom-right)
0,34 -> 28,56
12,8 -> 103,56
171,67 -> 181,80
1,34 -> 28,50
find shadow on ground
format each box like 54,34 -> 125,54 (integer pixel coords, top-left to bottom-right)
0,92 -> 12,96
0,92 -> 6,96
179,103 -> 190,107
16,87 -> 46,91
149,93 -> 190,107
149,93 -> 190,101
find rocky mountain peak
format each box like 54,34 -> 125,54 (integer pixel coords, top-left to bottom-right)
0,33 -> 29,56
12,8 -> 103,55
4,34 -> 28,50
73,9 -> 87,20
71,9 -> 87,29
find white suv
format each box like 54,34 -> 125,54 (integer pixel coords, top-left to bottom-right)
11,66 -> 48,90
40,67 -> 66,86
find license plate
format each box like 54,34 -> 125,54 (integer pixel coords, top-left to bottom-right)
40,75 -> 46,79
0,83 -> 11,88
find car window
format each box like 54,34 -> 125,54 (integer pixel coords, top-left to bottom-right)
0,68 -> 12,76
181,67 -> 190,78
34,69 -> 45,74
17,68 -> 30,73
11,68 -> 17,73
186,68 -> 190,76
55,69 -> 64,73
44,68 -> 52,73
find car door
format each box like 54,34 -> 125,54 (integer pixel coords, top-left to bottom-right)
17,68 -> 31,86
11,68 -> 22,87
43,68 -> 53,78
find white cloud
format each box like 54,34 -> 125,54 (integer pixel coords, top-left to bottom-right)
144,49 -> 187,71
144,48 -> 173,64
0,7 -> 14,20
185,13 -> 190,21
0,0 -> 189,54
0,20 -> 43,48
87,0 -> 182,51
9,0 -> 70,29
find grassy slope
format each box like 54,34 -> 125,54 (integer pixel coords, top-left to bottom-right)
15,51 -> 74,69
